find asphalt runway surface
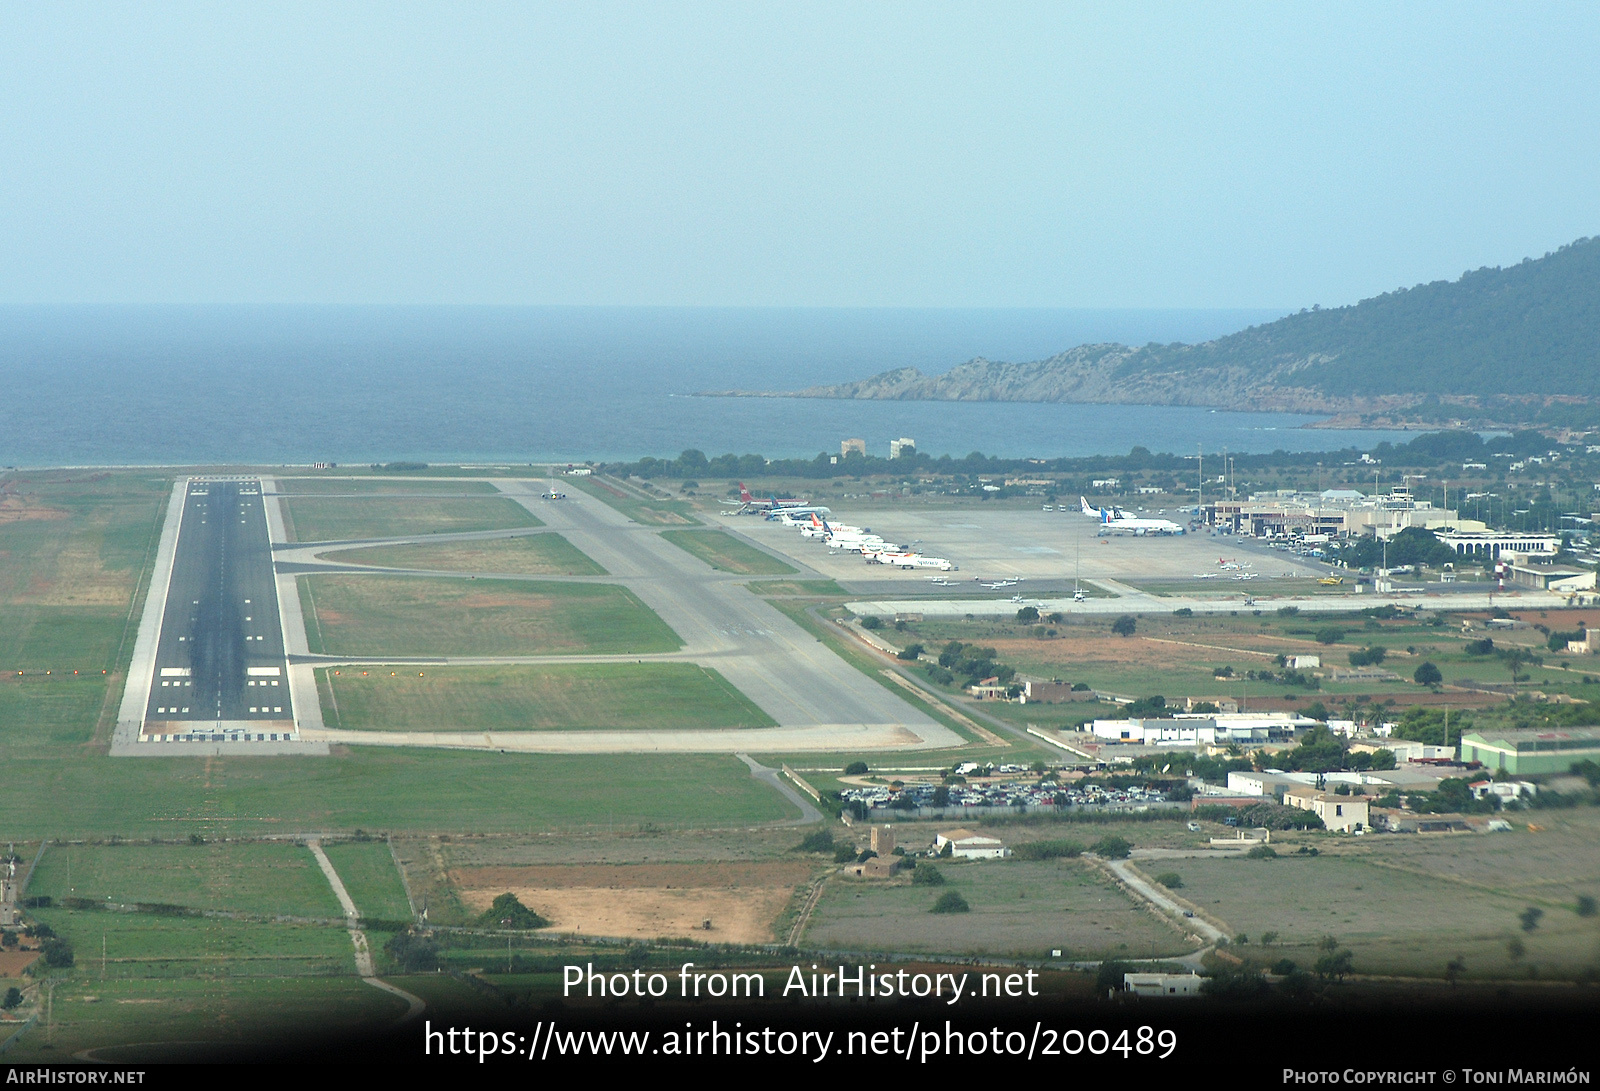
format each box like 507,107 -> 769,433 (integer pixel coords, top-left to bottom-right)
143,479 -> 293,731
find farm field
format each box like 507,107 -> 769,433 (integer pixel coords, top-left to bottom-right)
320,840 -> 414,921
320,532 -> 606,575
801,858 -> 1191,959
0,751 -> 795,840
274,478 -> 499,495
658,529 -> 797,575
26,907 -> 353,979
449,861 -> 816,943
283,496 -> 541,543
1,975 -> 405,1063
28,842 -> 343,918
317,663 -> 775,732
1164,841 -> 1600,980
298,575 -> 681,656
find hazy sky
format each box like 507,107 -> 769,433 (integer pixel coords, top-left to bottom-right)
3,2 -> 1598,308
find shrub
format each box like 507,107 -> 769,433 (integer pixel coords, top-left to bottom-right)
383,930 -> 439,972
1154,872 -> 1184,889
1011,839 -> 1084,861
1315,627 -> 1346,645
1091,835 -> 1131,859
844,761 -> 869,775
911,863 -> 946,886
1271,958 -> 1298,976
476,892 -> 550,930
1016,606 -> 1040,622
860,616 -> 882,630
794,829 -> 834,853
1173,607 -> 1193,617
896,644 -> 924,661
930,891 -> 970,914
1246,845 -> 1278,860
0,988 -> 18,1010
1414,662 -> 1443,687
40,939 -> 73,968
1277,606 -> 1300,617
833,845 -> 859,863
1519,906 -> 1544,933
1577,895 -> 1597,918
1111,615 -> 1137,637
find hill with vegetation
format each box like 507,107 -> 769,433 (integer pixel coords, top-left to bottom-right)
728,236 -> 1600,424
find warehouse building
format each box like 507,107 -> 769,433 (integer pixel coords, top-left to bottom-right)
1458,728 -> 1600,776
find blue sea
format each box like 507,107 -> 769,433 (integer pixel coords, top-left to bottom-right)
0,306 -> 1417,467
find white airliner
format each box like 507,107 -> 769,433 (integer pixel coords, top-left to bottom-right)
1080,497 -> 1184,535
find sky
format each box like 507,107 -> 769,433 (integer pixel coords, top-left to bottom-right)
2,2 -> 1598,309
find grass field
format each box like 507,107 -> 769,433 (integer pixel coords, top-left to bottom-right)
319,532 -> 606,575
747,579 -> 846,597
283,496 -> 542,543
2,975 -> 404,1062
27,908 -> 353,979
29,842 -> 343,918
320,840 -> 414,921
1166,837 -> 1600,980
802,858 -> 1190,959
275,478 -> 499,495
0,676 -> 106,756
0,472 -> 168,672
658,529 -> 797,575
567,477 -> 699,525
298,575 -> 681,656
318,663 -> 775,731
0,751 -> 794,839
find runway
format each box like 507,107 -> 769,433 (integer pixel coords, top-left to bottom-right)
131,478 -> 300,745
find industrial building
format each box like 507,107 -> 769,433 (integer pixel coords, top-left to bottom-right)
1458,728 -> 1600,775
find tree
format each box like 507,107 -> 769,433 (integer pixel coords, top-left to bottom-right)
843,761 -> 868,775
1091,835 -> 1131,859
1015,606 -> 1039,623
930,891 -> 970,914
931,785 -> 950,807
1111,615 -> 1137,637
896,643 -> 924,661
1576,895 -> 1597,918
477,892 -> 550,930
1315,626 -> 1346,645
40,939 -> 73,968
1260,930 -> 1279,947
1095,959 -> 1133,997
1246,844 -> 1278,859
1444,956 -> 1466,987
1519,906 -> 1544,933
794,829 -> 834,853
384,930 -> 439,972
912,863 -> 945,886
1313,948 -> 1354,982
1154,872 -> 1184,889
1414,661 -> 1443,688
0,987 -> 18,1010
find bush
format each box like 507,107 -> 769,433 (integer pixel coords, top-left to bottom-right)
0,988 -> 18,1010
896,643 -> 924,661
1246,845 -> 1278,860
1016,606 -> 1040,622
1519,906 -> 1544,933
794,829 -> 834,853
1111,615 -> 1137,637
911,863 -> 946,886
1091,835 -> 1131,859
844,761 -> 868,775
930,891 -> 970,914
1315,627 -> 1346,645
1577,895 -> 1598,918
383,930 -> 439,972
1271,958 -> 1298,976
860,616 -> 882,630
1173,607 -> 1193,617
1011,839 -> 1084,861
833,845 -> 859,863
40,939 -> 73,968
1154,872 -> 1184,889
1277,606 -> 1300,617
476,892 -> 551,930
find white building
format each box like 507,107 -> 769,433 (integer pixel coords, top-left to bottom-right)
1123,972 -> 1204,998
933,828 -> 1008,859
889,437 -> 917,459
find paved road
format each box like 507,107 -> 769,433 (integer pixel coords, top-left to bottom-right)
849,587 -> 1574,618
